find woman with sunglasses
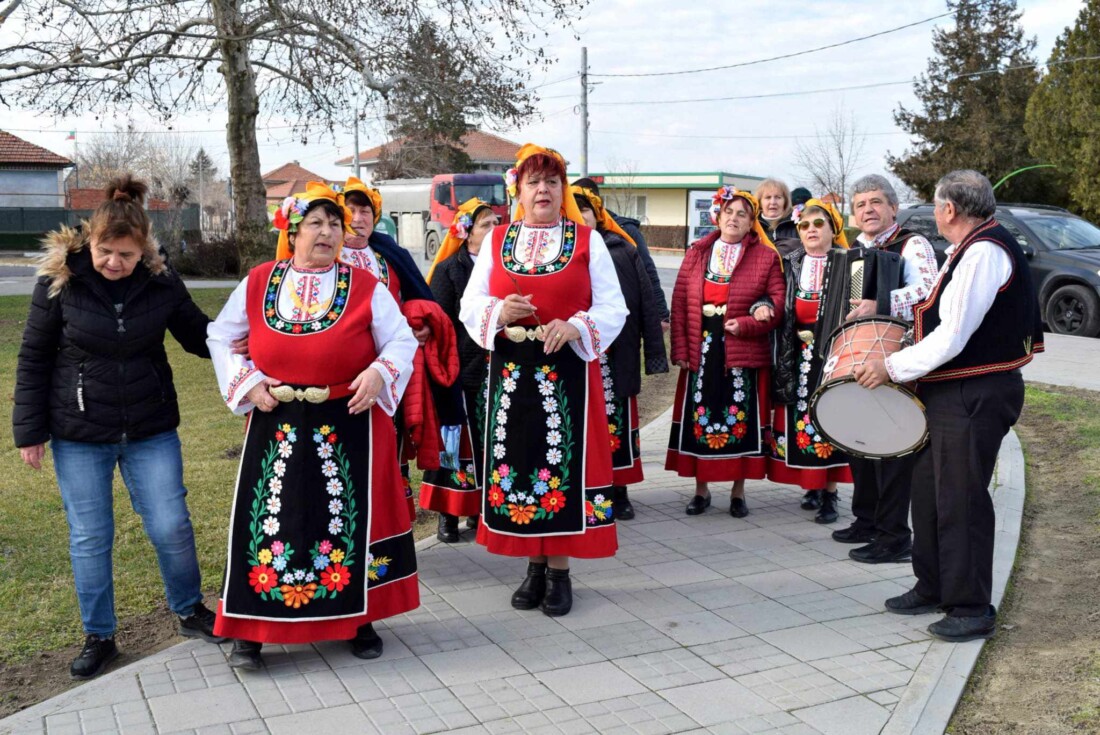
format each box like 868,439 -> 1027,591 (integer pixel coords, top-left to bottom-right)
759,199 -> 853,523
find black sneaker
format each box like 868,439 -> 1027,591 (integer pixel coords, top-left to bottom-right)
928,607 -> 997,642
179,601 -> 227,643
800,489 -> 823,510
613,486 -> 635,521
885,589 -> 940,616
831,523 -> 876,544
814,492 -> 838,524
350,623 -> 384,659
70,634 -> 119,680
849,539 -> 912,565
227,639 -> 263,670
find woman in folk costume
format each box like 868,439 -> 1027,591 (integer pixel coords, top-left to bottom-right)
761,199 -> 853,524
420,198 -> 500,542
459,144 -> 627,616
571,184 -> 668,520
668,186 -> 785,518
207,183 -> 419,669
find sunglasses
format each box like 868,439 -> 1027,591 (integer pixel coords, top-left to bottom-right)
797,218 -> 828,231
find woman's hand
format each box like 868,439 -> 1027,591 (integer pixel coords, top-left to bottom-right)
411,324 -> 431,345
542,319 -> 581,354
246,377 -> 283,412
752,304 -> 774,322
348,366 -> 384,415
20,444 -> 45,470
497,294 -> 536,325
230,335 -> 251,359
724,318 -> 741,336
675,360 -> 690,370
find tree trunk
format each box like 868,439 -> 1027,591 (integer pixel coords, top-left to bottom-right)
212,0 -> 269,274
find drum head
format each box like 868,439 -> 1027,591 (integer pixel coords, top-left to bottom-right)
810,379 -> 928,459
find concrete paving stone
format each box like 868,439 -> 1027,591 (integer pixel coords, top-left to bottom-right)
441,584 -> 521,617
573,691 -> 700,734
535,661 -> 648,706
753,546 -> 839,571
674,577 -> 768,609
265,703 -> 371,734
418,559 -> 504,595
657,534 -> 738,557
864,562 -> 918,581
480,705 -> 598,734
362,687 -> 479,734
575,620 -> 680,659
629,518 -> 704,541
572,565 -> 664,592
760,624 -> 868,662
379,591 -> 461,628
548,585 -> 639,630
833,579 -> 911,610
823,613 -> 932,650
690,637 -> 798,676
498,629 -> 606,673
867,689 -> 901,706
258,644 -> 331,675
449,673 -> 566,723
790,561 -> 883,591
649,610 -> 750,646
717,529 -> 797,552
311,630 -> 414,670
734,662 -> 858,710
617,538 -> 691,566
637,558 -> 725,587
713,599 -> 814,635
658,678 -> 779,725
55,673 -> 146,715
703,709 -> 805,735
388,613 -> 491,655
603,586 -> 704,619
613,647 -> 725,690
421,642 -> 527,685
228,723 -> 270,735
773,589 -> 879,622
333,656 -> 443,701
736,508 -> 810,530
766,521 -> 838,545
877,640 -> 932,670
733,569 -> 828,599
793,694 -> 890,735
148,684 -> 258,732
569,554 -> 631,574
797,539 -> 856,561
467,608 -> 569,643
696,550 -> 785,578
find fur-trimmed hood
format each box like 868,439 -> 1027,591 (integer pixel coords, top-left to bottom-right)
37,224 -> 166,298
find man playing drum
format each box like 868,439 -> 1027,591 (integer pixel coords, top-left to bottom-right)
855,170 -> 1043,642
833,175 -> 938,564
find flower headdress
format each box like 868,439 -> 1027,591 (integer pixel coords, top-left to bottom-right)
796,198 -> 849,248
426,197 -> 495,284
270,181 -> 354,261
507,143 -> 587,227
342,176 -> 383,225
789,203 -> 806,225
569,184 -> 637,247
704,185 -> 783,269
269,196 -> 310,232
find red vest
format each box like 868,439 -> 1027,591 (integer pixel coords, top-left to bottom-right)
246,260 -> 379,386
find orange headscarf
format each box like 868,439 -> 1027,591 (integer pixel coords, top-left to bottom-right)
507,143 -> 587,227
342,176 -> 383,225
568,184 -> 637,246
708,185 -> 782,267
426,197 -> 493,284
794,198 -> 850,248
270,181 -> 355,261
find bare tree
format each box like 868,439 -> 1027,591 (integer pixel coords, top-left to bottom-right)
602,157 -> 643,220
70,126 -> 156,190
0,0 -> 587,267
793,109 -> 868,211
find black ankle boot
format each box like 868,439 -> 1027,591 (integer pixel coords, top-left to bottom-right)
350,622 -> 383,659
437,513 -> 460,543
540,567 -> 573,616
227,639 -> 263,670
613,485 -> 635,520
466,515 -> 480,531
815,492 -> 839,524
800,489 -> 823,510
511,562 -> 548,610
70,634 -> 119,680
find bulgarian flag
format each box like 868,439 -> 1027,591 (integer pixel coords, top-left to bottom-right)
66,130 -> 76,140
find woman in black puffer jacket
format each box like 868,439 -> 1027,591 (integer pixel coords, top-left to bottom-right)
13,176 -> 222,681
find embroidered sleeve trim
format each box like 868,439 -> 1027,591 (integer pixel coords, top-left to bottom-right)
372,357 -> 401,405
573,311 -> 602,356
225,366 -> 258,404
480,297 -> 502,348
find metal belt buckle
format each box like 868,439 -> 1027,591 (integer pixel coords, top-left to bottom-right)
270,385 -> 331,403
702,304 -> 727,317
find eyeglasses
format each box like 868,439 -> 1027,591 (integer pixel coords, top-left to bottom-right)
797,218 -> 827,231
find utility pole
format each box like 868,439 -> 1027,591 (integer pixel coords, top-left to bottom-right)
579,46 -> 588,178
197,155 -> 204,236
353,106 -> 362,180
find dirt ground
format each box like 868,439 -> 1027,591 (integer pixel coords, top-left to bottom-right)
949,384 -> 1100,734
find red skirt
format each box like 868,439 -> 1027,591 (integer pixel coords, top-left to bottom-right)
766,406 -> 853,490
418,387 -> 484,517
612,395 -> 644,486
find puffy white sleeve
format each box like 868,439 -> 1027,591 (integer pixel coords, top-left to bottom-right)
889,234 -> 940,322
207,277 -> 268,415
568,229 -> 629,362
459,244 -> 505,350
368,282 -> 417,416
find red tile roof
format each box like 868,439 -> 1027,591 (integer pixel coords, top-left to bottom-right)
334,130 -> 521,167
67,187 -> 171,210
262,161 -> 335,202
0,130 -> 72,168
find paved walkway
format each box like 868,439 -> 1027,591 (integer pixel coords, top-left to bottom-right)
1,403 -> 1026,735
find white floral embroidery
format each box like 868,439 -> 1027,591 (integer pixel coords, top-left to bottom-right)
502,377 -> 517,393
273,459 -> 286,477
268,477 -> 283,494
326,478 -> 344,496
266,496 -> 282,514
538,381 -> 555,396
277,440 -> 293,458
321,459 -> 338,478
316,443 -> 333,459
546,429 -> 562,446
328,499 -> 343,514
500,394 -> 511,409
493,443 -> 506,459
262,517 -> 280,536
541,397 -> 556,412
328,518 -> 343,534
546,414 -> 561,429
546,447 -> 563,464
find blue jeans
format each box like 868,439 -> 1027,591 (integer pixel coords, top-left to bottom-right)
52,430 -> 203,636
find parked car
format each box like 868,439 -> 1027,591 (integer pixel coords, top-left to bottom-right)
897,204 -> 1100,337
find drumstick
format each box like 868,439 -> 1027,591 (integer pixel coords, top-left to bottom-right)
506,271 -> 542,327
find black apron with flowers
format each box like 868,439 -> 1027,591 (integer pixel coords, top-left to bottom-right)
482,339 -> 588,536
601,352 -> 639,470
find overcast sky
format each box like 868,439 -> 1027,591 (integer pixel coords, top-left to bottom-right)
1,0 -> 1086,194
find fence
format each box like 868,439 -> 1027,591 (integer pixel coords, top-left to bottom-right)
0,206 -> 201,250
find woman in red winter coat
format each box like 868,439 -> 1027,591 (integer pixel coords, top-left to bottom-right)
667,187 -> 785,518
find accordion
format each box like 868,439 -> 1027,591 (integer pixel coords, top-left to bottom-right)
812,247 -> 905,359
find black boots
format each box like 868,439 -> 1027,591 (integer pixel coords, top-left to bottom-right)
437,513 -> 460,543
227,639 -> 263,670
800,489 -> 823,510
178,601 -> 226,643
815,491 -> 839,524
541,568 -> 573,616
613,485 -> 635,520
511,562 -> 548,609
350,622 -> 384,659
70,634 -> 119,680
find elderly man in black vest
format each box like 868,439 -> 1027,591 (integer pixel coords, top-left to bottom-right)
833,175 -> 939,564
854,170 -> 1043,642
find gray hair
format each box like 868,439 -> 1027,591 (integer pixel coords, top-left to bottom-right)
850,174 -> 899,208
934,170 -> 996,219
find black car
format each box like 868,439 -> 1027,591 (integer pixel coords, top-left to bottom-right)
897,204 -> 1100,337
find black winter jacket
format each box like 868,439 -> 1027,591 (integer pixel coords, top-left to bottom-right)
604,232 -> 668,397
13,229 -> 211,447
612,213 -> 670,321
759,215 -> 801,258
429,245 -> 488,392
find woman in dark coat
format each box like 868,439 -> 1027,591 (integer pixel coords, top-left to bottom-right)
13,176 -> 222,680
420,198 -> 500,542
571,184 -> 668,519
755,178 -> 801,257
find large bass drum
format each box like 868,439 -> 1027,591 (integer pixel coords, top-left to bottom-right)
809,316 -> 928,459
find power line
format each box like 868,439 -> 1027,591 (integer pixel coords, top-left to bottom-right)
590,128 -> 907,141
521,73 -> 579,92
589,12 -> 952,79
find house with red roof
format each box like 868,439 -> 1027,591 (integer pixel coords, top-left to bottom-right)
0,130 -> 73,207
262,161 -> 334,204
334,130 -> 521,183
